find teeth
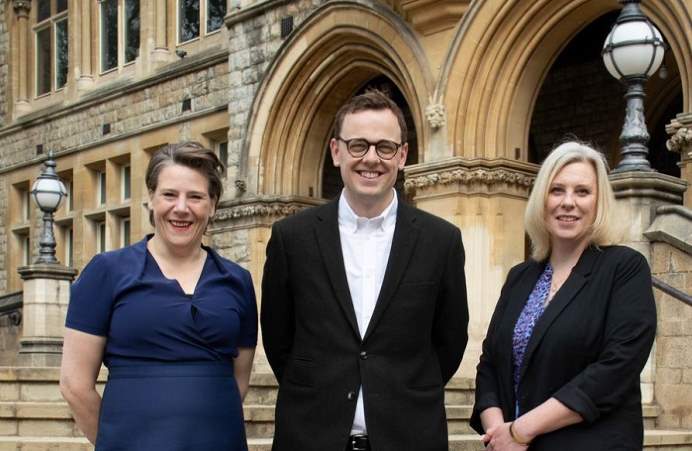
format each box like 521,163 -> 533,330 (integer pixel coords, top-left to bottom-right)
170,220 -> 191,227
359,171 -> 379,179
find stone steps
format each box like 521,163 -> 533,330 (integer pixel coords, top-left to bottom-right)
1,430 -> 692,451
1,368 -> 690,450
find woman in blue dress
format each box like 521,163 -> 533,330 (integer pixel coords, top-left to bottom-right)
59,142 -> 257,450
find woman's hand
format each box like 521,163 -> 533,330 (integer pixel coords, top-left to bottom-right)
483,422 -> 529,451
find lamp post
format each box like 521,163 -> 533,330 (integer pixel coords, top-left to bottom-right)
30,151 -> 67,264
602,0 -> 665,173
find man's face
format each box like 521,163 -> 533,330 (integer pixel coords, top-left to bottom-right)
329,109 -> 408,216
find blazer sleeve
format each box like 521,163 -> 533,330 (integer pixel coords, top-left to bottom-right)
552,250 -> 657,423
260,221 -> 295,382
470,264 -> 521,434
432,227 -> 469,383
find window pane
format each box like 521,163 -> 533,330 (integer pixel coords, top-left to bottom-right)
124,0 -> 140,63
98,222 -> 106,253
122,219 -> 131,247
98,172 -> 106,205
36,27 -> 52,95
23,236 -> 31,265
179,0 -> 200,42
37,0 -> 51,22
218,141 -> 228,176
101,0 -> 118,71
55,19 -> 68,89
122,166 -> 131,200
207,0 -> 226,33
66,227 -> 73,267
56,0 -> 68,13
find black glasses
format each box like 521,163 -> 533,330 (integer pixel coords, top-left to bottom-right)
337,137 -> 402,160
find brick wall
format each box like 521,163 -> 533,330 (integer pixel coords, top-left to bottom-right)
651,242 -> 692,428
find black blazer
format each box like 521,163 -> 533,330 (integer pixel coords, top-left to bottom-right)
261,197 -> 469,451
471,245 -> 657,450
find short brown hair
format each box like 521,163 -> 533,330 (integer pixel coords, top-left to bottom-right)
145,141 -> 224,226
333,89 -> 408,143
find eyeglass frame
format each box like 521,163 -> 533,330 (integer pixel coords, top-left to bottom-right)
336,137 -> 404,160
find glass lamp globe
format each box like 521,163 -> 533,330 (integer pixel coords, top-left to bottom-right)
31,176 -> 67,212
603,17 -> 665,79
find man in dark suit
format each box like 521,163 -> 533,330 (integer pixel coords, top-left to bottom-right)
261,90 -> 469,451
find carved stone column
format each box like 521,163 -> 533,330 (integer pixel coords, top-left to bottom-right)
13,0 -> 31,115
208,195 -> 324,373
666,112 -> 692,209
16,264 -> 78,366
76,0 -> 94,90
405,158 -> 537,377
151,0 -> 172,64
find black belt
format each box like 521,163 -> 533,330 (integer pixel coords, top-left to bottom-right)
346,434 -> 370,451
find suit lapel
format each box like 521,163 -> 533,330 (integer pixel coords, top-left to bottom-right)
518,246 -> 599,382
314,200 -> 361,340
363,202 -> 420,343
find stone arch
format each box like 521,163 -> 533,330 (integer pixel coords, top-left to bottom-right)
243,1 -> 434,198
439,0 -> 692,161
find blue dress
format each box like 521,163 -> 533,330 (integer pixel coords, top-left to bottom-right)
66,236 -> 258,451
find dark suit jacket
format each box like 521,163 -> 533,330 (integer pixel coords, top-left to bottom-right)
471,245 -> 657,450
261,197 -> 469,451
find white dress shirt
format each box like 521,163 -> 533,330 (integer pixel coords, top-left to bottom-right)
338,190 -> 398,435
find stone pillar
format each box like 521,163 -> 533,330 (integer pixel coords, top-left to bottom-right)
76,0 -> 94,90
16,264 -> 78,367
404,158 -> 537,378
209,196 -> 324,373
666,112 -> 692,209
12,0 -> 31,115
610,171 -> 688,404
151,0 -> 172,65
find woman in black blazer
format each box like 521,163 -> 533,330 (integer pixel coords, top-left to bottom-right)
471,141 -> 656,450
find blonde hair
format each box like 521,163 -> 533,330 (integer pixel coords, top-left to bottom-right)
524,141 -> 621,261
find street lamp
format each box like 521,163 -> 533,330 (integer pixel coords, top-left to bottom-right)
30,151 -> 67,264
602,0 -> 665,173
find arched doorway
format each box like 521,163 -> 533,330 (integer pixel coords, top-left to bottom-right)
528,11 -> 683,177
321,75 -> 419,201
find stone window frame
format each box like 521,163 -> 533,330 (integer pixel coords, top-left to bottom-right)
98,0 -> 141,74
33,0 -> 69,97
176,0 -> 227,46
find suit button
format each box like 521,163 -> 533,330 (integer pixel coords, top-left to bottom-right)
360,351 -> 368,360
347,391 -> 356,401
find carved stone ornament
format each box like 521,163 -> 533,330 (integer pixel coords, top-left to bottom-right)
12,0 -> 31,18
666,127 -> 691,154
214,197 -> 323,222
404,167 -> 535,193
425,103 -> 446,129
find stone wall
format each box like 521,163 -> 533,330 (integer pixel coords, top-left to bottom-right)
0,0 -> 8,128
651,242 -> 692,428
0,315 -> 19,366
225,0 -> 326,196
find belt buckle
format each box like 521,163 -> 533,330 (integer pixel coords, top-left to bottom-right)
350,434 -> 369,451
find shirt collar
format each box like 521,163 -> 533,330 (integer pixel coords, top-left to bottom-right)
338,189 -> 398,233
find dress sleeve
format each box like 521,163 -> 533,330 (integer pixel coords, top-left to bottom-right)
236,269 -> 258,348
65,253 -> 114,337
552,250 -> 657,423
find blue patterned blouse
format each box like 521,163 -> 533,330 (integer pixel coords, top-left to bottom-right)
512,263 -> 553,411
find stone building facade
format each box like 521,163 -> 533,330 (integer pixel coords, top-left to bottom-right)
0,0 -> 690,429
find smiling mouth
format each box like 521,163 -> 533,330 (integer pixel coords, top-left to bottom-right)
169,220 -> 193,230
357,170 -> 381,179
556,215 -> 579,222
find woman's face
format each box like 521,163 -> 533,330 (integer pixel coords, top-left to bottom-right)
545,161 -> 598,249
149,164 -> 215,251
